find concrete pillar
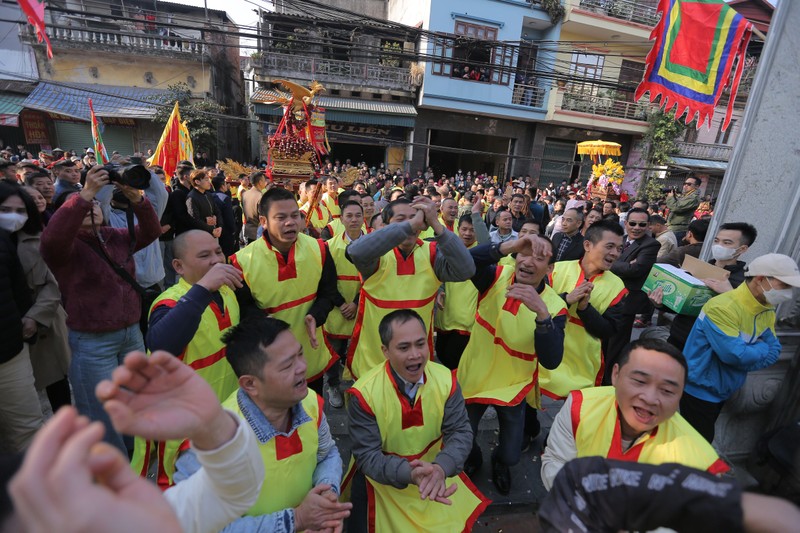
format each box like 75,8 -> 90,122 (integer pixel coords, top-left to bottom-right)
698,0 -> 800,469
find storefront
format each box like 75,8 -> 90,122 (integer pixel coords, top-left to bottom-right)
20,81 -> 168,155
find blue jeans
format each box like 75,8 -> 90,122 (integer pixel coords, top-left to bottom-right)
467,402 -> 525,467
68,324 -> 144,454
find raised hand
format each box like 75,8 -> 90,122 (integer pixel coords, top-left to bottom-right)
197,263 -> 244,292
9,407 -> 182,533
95,351 -> 237,451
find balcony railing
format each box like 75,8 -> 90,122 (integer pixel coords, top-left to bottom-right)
19,23 -> 206,56
578,0 -> 660,27
560,90 -> 651,121
252,52 -> 412,92
673,142 -> 733,161
512,83 -> 546,108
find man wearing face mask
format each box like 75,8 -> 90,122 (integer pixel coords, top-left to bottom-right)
680,253 -> 800,443
649,222 -> 757,351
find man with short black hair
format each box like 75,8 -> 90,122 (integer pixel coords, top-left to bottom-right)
541,338 -> 729,490
540,221 -> 628,400
52,159 -> 81,197
650,214 -> 677,260
186,170 -> 222,239
0,159 -> 16,183
241,171 -> 265,245
346,310 -> 487,533
509,193 -> 527,232
551,208 -> 584,262
232,187 -> 342,394
605,208 -> 660,380
176,315 -> 352,532
660,217 -> 709,267
344,196 -> 475,381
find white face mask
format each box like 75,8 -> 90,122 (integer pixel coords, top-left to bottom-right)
0,212 -> 28,233
711,244 -> 739,261
763,279 -> 794,307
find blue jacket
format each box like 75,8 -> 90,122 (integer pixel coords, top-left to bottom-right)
683,282 -> 781,403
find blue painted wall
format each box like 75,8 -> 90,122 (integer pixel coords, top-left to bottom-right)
420,0 -> 561,121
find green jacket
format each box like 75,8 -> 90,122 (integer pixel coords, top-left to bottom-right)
665,189 -> 700,232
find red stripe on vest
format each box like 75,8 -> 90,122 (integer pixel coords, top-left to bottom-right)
210,300 -> 232,330
307,336 -> 339,383
316,394 -> 325,429
385,435 -> 443,461
229,254 -> 242,272
462,473 -> 492,532
501,297 -> 523,315
428,241 -> 437,270
707,458 -> 731,475
478,265 -> 506,303
394,247 -> 416,276
156,441 -> 171,490
345,291 -> 369,378
346,387 -> 375,417
570,390 -> 583,439
474,313 -> 536,361
189,347 -> 226,371
275,430 -> 304,460
606,419 -> 655,463
367,480 -> 377,533
568,316 -> 585,328
385,364 -> 425,430
609,288 -> 629,307
264,292 -> 317,314
317,239 -> 327,266
338,275 -> 361,281
361,290 -> 437,310
265,238 -> 297,281
152,298 -> 178,311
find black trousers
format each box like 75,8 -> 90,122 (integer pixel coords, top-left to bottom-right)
434,330 -> 471,370
680,392 -> 724,443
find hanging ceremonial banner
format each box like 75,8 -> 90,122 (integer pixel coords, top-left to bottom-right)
307,107 -> 330,155
635,0 -> 753,131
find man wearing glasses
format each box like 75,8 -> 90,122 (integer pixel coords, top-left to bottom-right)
604,208 -> 660,383
665,175 -> 702,242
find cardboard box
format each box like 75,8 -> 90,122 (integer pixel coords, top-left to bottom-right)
642,263 -> 716,316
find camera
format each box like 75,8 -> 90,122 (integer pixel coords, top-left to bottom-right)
660,186 -> 678,195
104,163 -> 151,190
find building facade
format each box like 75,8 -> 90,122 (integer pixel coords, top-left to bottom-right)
16,0 -> 245,160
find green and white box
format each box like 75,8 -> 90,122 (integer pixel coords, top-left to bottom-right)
642,263 -> 715,316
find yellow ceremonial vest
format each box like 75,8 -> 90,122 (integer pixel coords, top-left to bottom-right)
458,266 -> 567,408
324,232 -> 362,338
131,278 -> 239,488
571,387 -> 730,474
346,240 -> 440,380
325,218 -> 367,239
434,242 -> 477,335
418,216 -> 453,240
540,260 -> 627,399
223,390 -> 323,516
322,193 -> 341,219
302,203 -> 329,229
231,234 -> 337,381
346,362 -> 489,532
498,254 -> 516,268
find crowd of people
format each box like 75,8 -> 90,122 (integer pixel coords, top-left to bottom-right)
1,145 -> 799,532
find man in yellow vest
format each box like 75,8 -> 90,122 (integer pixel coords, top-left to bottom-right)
323,199 -> 366,408
321,189 -> 365,240
540,338 -> 730,490
344,196 -> 475,380
175,315 -> 353,531
132,229 -> 242,488
434,200 -> 490,369
231,187 -> 343,396
539,220 -> 628,400
299,178 -> 330,235
346,310 -> 489,533
457,234 -> 567,494
321,175 -> 341,220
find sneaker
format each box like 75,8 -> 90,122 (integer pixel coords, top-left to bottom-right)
491,457 -> 511,495
633,318 -> 651,328
326,384 -> 344,408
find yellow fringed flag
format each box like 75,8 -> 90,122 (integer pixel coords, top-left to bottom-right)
148,102 -> 194,177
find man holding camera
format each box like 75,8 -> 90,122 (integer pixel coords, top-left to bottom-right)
665,175 -> 702,242
40,165 -> 161,455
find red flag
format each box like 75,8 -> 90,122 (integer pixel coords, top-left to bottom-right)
17,0 -> 53,59
149,102 -> 183,178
